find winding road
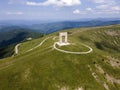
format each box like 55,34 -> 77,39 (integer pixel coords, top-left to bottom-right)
15,43 -> 21,55
15,35 -> 93,55
14,36 -> 53,55
53,42 -> 93,54
25,36 -> 53,52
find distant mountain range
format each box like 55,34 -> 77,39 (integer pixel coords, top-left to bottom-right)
27,20 -> 120,34
0,20 -> 120,47
0,20 -> 120,45
1,20 -> 120,33
0,18 -> 120,25
0,26 -> 43,47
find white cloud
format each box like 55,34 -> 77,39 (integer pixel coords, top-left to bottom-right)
26,0 -> 81,7
89,0 -> 116,5
94,0 -> 120,14
86,8 -> 93,12
96,4 -> 120,11
96,10 -> 120,14
73,8 -> 95,15
111,6 -> 120,11
73,9 -> 87,14
96,5 -> 120,14
73,9 -> 81,14
96,4 -> 109,9
6,12 -> 23,15
88,0 -> 119,14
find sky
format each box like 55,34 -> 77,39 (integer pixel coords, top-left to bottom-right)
0,0 -> 120,20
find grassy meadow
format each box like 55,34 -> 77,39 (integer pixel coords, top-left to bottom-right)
0,24 -> 120,90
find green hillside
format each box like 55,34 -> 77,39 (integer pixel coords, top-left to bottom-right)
0,27 -> 43,59
0,24 -> 120,90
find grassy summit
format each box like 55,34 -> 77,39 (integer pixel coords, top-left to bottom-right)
0,24 -> 120,90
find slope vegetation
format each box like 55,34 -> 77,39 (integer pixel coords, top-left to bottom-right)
0,27 -> 43,59
0,24 -> 120,90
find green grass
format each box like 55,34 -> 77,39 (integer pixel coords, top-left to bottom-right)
0,24 -> 120,90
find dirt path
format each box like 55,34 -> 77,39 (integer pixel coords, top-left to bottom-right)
15,43 -> 21,55
0,37 -> 53,71
25,36 -> 53,53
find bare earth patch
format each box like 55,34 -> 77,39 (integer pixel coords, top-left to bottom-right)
95,64 -> 104,74
105,30 -> 120,36
88,65 -> 100,82
95,64 -> 120,84
75,87 -> 84,90
60,87 -> 67,90
106,56 -> 120,68
105,74 -> 120,84
103,83 -> 109,90
90,64 -> 110,90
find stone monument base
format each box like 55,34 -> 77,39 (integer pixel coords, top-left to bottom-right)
56,42 -> 70,46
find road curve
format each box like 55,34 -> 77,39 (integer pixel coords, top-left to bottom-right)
15,43 -> 21,55
26,36 -> 53,52
53,42 -> 93,54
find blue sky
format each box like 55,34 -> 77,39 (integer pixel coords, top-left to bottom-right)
0,0 -> 120,20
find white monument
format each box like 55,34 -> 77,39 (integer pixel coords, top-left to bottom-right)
57,32 -> 70,46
